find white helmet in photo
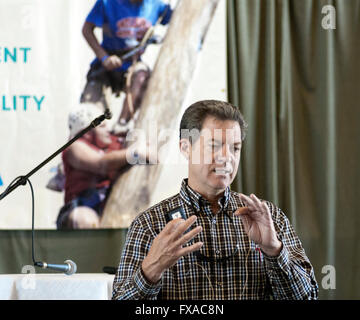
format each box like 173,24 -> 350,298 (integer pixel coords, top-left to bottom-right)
68,103 -> 104,138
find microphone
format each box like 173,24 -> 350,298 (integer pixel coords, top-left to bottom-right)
104,107 -> 112,120
35,259 -> 77,275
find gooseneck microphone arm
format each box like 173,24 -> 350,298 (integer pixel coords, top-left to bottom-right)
0,112 -> 108,274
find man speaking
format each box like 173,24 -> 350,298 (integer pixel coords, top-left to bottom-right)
112,100 -> 318,299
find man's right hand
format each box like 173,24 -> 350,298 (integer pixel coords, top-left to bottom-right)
141,215 -> 203,284
102,55 -> 122,70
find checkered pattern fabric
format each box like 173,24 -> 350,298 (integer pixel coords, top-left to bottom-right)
112,179 -> 318,300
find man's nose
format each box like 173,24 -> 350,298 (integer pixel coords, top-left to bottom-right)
216,144 -> 232,163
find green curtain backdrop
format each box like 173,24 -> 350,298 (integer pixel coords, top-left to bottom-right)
227,0 -> 360,299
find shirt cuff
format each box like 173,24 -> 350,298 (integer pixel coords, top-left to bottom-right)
133,267 -> 162,298
262,243 -> 290,273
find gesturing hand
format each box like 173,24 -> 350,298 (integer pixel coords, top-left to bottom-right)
141,215 -> 203,284
235,193 -> 282,257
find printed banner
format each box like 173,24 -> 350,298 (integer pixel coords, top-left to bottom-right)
0,0 -> 227,229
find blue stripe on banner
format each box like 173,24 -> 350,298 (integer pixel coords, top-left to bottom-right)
0,175 -> 3,186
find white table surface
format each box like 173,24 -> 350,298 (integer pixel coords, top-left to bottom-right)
0,273 -> 115,300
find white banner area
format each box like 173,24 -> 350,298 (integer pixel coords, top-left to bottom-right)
0,0 -> 227,229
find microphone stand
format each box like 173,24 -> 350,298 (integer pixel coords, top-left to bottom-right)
0,110 -> 111,271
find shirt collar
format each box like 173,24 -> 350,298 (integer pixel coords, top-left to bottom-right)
179,179 -> 231,216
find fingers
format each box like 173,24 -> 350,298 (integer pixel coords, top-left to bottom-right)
162,216 -> 203,255
178,241 -> 203,257
239,193 -> 256,209
249,194 -> 270,214
250,193 -> 262,206
161,217 -> 186,234
153,216 -> 203,267
169,215 -> 198,240
250,194 -> 269,213
173,225 -> 202,248
239,193 -> 268,213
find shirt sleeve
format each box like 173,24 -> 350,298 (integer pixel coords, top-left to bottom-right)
158,3 -> 172,25
112,219 -> 162,300
86,0 -> 106,27
261,202 -> 319,300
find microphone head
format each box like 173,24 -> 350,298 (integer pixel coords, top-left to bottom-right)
104,109 -> 113,120
64,259 -> 77,275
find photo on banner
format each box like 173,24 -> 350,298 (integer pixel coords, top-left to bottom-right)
0,0 -> 227,229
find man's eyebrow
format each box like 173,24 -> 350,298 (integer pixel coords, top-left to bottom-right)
208,138 -> 242,145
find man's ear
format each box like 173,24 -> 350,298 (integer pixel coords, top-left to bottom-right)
179,139 -> 191,160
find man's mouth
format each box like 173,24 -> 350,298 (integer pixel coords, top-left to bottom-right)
213,168 -> 232,175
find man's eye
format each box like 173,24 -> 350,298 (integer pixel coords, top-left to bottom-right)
229,146 -> 241,154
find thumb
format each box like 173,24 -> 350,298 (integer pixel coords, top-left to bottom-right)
234,207 -> 250,216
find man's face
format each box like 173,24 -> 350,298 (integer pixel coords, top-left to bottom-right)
181,116 -> 242,195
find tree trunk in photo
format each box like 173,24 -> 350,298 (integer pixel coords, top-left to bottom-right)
101,0 -> 220,228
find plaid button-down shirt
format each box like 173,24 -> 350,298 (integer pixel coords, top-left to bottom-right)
112,179 -> 318,300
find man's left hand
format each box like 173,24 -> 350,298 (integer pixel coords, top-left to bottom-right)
234,193 -> 282,257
